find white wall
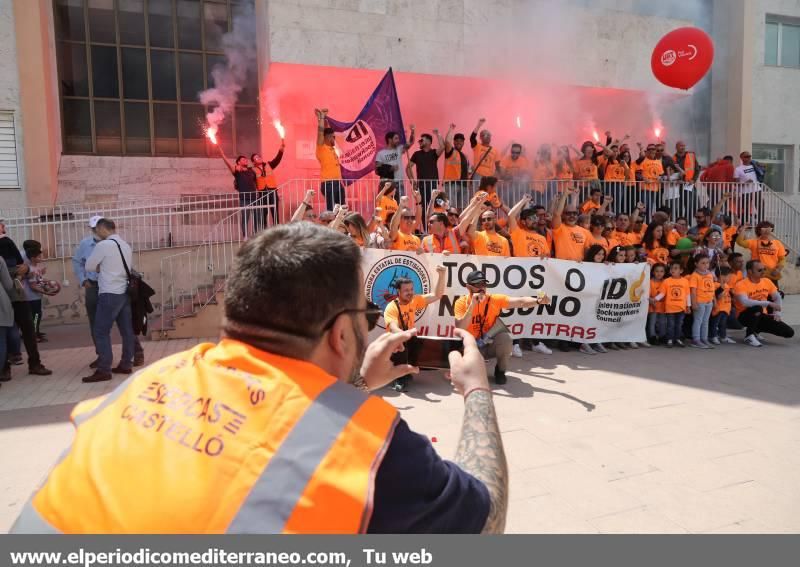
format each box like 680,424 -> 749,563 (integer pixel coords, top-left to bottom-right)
0,0 -> 25,210
752,0 -> 800,204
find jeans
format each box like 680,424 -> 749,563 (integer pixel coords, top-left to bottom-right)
28,299 -> 42,335
321,180 -> 345,211
665,312 -> 685,341
708,311 -> 729,339
262,189 -> 279,227
238,192 -> 262,237
86,282 -> 143,357
738,306 -> 795,339
93,292 -> 136,374
692,302 -> 713,341
7,325 -> 20,357
12,301 -> 41,368
0,326 -> 9,371
647,312 -> 666,338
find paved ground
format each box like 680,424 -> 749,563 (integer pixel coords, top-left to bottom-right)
1,300 -> 799,534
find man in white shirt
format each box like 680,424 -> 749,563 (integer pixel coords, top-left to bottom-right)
733,150 -> 761,221
375,128 -> 415,186
82,218 -> 136,383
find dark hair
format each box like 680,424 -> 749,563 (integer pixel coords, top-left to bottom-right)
694,253 -> 710,263
581,141 -> 598,165
385,131 -> 399,143
478,176 -> 498,190
651,262 -> 667,275
656,206 -> 672,216
670,261 -> 683,270
590,187 -> 602,195
511,143 -> 522,151
22,239 -> 42,256
421,134 -> 433,143
745,259 -> 760,272
323,127 -> 335,136
250,153 -> 259,162
236,155 -> 248,164
675,216 -> 688,224
394,277 -> 414,290
723,155 -> 734,162
584,244 -> 606,262
719,266 -> 732,276
610,246 -> 626,261
642,222 -> 668,250
756,220 -> 775,231
454,133 -> 465,141
224,224 -> 361,340
729,252 -> 743,262
697,207 -> 712,217
96,218 -> 116,231
719,214 -> 732,227
429,212 -> 449,227
590,215 -> 606,227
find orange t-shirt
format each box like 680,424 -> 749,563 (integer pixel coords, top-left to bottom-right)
315,143 -> 341,180
473,144 -> 498,177
391,231 -> 421,251
639,158 -> 664,191
532,160 -> 555,193
378,195 -> 398,223
603,162 -> 627,181
722,227 -> 738,249
586,234 -> 617,253
553,224 -> 591,261
744,238 -> 787,271
663,276 -> 690,313
454,293 -> 510,339
733,277 -> 777,314
580,200 -> 601,215
472,231 -> 510,257
649,279 -> 666,313
573,159 -> 598,180
688,271 -> 716,304
729,270 -> 745,290
666,229 -> 683,247
612,230 -> 634,247
712,282 -> 732,315
646,247 -> 671,265
510,227 -> 550,257
383,295 -> 427,331
500,155 -> 530,180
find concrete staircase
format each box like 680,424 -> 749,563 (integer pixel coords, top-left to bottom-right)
150,275 -> 226,340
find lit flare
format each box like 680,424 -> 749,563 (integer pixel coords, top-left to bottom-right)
592,130 -> 600,142
515,115 -> 521,129
273,119 -> 286,139
206,126 -> 218,145
654,127 -> 662,139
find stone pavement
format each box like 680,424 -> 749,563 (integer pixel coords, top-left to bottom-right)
1,301 -> 799,534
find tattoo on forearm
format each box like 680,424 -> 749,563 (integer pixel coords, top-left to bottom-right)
454,390 -> 508,534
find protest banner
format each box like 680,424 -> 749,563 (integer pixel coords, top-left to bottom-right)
362,250 -> 650,343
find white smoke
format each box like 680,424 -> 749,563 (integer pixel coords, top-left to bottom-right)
199,4 -> 257,141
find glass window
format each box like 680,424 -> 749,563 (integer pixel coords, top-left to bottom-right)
94,100 -> 122,153
154,103 -> 179,154
62,99 -> 92,152
181,103 -> 206,155
124,102 -> 151,154
177,0 -> 202,50
206,54 -> 226,88
88,0 -> 116,43
55,0 -> 86,41
118,0 -> 146,45
765,22 -> 778,65
121,48 -> 148,99
235,106 -> 259,155
753,144 -> 788,193
204,2 -> 228,51
179,52 -> 204,102
151,51 -> 177,100
58,42 -> 90,97
91,45 -> 119,98
780,23 -> 800,67
148,0 -> 175,48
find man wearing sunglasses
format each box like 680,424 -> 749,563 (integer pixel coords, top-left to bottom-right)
733,260 -> 794,347
13,224 -> 508,535
551,187 -> 591,261
388,194 -> 423,252
384,266 -> 447,392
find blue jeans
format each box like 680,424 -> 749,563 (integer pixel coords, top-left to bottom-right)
0,326 -> 9,370
238,192 -> 262,237
647,312 -> 666,339
691,302 -> 713,341
709,311 -> 729,339
320,180 -> 345,211
94,293 -> 135,374
665,312 -> 685,341
7,325 -> 20,356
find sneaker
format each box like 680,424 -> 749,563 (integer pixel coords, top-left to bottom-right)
690,340 -> 709,349
28,365 -> 53,376
665,340 -> 674,348
616,342 -> 629,350
702,340 -> 715,349
592,343 -> 608,353
675,339 -> 686,348
709,337 -> 721,345
722,337 -> 736,344
493,367 -> 507,385
512,344 -> 523,358
744,334 -> 763,348
579,344 -> 596,355
82,371 -> 112,383
756,334 -> 767,344
638,341 -> 651,349
10,354 -> 23,366
628,342 -> 639,349
532,342 -> 553,355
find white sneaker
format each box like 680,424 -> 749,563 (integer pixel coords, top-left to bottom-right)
579,343 -> 597,355
756,334 -> 767,343
512,344 -> 523,358
710,337 -> 721,345
628,342 -> 639,349
722,337 -> 736,344
533,342 -> 553,355
592,343 -> 608,353
638,341 -> 651,348
744,334 -> 763,347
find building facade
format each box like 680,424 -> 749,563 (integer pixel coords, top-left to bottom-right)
0,0 -> 798,212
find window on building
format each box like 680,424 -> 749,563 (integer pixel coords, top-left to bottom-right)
0,112 -> 21,188
54,0 -> 259,157
752,144 -> 790,193
765,16 -> 800,68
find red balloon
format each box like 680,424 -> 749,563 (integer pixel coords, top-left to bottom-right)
651,27 -> 714,90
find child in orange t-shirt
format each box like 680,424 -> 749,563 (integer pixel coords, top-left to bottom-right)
647,263 -> 667,344
709,266 -> 736,345
688,254 -> 716,348
663,262 -> 691,347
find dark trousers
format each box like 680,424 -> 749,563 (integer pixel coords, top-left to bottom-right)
0,326 -> 9,371
262,189 -> 279,227
321,180 -> 345,211
238,192 -> 262,237
12,301 -> 41,369
738,306 -> 795,339
28,299 -> 42,336
86,283 -> 143,357
417,179 -> 438,218
708,311 -> 729,339
665,312 -> 685,341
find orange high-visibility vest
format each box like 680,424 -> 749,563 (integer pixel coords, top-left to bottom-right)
11,341 -> 398,534
254,164 -> 278,190
674,152 -> 696,181
444,148 -> 466,181
422,230 -> 460,254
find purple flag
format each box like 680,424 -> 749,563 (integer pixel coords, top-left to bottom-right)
326,68 -> 405,181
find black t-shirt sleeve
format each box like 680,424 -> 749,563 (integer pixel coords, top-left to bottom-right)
410,151 -> 421,165
367,419 -> 490,534
469,132 -> 478,148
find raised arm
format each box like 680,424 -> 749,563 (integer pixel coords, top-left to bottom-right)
329,205 -> 347,230
711,192 -> 733,222
507,194 -> 532,232
315,108 -> 327,146
736,224 -> 752,248
423,265 -> 447,304
412,188 -> 423,229
403,124 -> 416,151
598,195 -> 613,216
470,118 -> 485,148
389,198 -> 409,241
291,189 -> 316,223
630,201 -> 645,226
218,144 -> 235,175
444,123 -> 456,152
374,181 -> 392,208
550,189 -> 571,230
268,140 -> 286,169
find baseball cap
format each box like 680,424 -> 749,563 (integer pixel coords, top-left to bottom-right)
466,270 -> 489,285
88,215 -> 103,228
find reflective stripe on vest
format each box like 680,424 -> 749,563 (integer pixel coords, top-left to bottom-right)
674,152 -> 695,180
422,231 -> 459,253
444,149 -> 462,181
16,342 -> 399,534
255,165 -> 277,190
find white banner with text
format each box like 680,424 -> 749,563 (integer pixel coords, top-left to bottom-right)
363,250 -> 650,343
